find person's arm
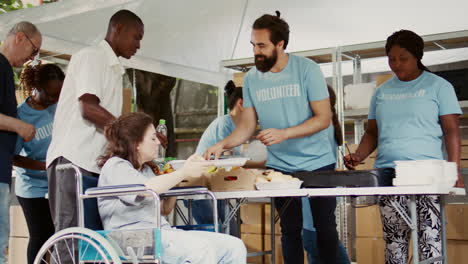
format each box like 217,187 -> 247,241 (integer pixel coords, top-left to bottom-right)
203,107 -> 258,160
13,155 -> 46,171
256,98 -> 332,146
344,119 -> 378,170
145,154 -> 212,193
0,113 -> 35,141
161,197 -> 177,216
78,93 -> 116,130
440,114 -> 464,187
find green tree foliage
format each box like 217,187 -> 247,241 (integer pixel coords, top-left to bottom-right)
0,0 -> 33,14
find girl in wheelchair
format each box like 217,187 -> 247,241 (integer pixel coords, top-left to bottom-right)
96,112 -> 247,264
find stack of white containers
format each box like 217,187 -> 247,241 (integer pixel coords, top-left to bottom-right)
393,160 -> 458,188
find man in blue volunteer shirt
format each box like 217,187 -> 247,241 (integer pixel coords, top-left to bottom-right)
205,11 -> 339,264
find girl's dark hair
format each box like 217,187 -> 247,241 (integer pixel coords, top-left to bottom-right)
20,63 -> 65,98
97,112 -> 157,170
385,29 -> 430,72
225,80 -> 243,110
327,85 -> 343,146
253,11 -> 290,50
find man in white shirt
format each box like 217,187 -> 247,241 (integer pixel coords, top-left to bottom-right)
46,10 -> 144,255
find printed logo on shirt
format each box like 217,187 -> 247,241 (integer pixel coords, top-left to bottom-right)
256,84 -> 301,102
377,89 -> 426,101
35,123 -> 53,141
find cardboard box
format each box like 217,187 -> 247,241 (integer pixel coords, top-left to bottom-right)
461,160 -> 468,169
356,205 -> 383,238
446,204 -> 468,240
264,204 -> 281,235
209,168 -> 257,191
10,205 -> 28,238
241,233 -> 264,264
264,235 -> 283,264
8,237 -> 28,264
178,175 -> 209,188
233,72 -> 245,88
356,237 -> 385,264
448,240 -> 468,263
241,203 -> 265,226
344,82 -> 376,110
375,74 -> 394,87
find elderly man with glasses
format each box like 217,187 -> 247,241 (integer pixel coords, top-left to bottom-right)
0,21 -> 41,264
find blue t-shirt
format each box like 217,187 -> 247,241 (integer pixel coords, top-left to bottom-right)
14,100 -> 56,198
369,71 -> 462,168
195,114 -> 241,155
243,54 -> 334,172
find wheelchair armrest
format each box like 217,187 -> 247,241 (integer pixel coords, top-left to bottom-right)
84,184 -> 149,198
160,187 -> 214,198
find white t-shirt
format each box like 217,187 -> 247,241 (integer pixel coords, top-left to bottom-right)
46,40 -> 125,173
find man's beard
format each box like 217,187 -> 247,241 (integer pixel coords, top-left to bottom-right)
254,50 -> 278,73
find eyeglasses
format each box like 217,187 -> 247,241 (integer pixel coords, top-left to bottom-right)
23,33 -> 39,57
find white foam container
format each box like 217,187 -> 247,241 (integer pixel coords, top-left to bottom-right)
393,160 -> 457,187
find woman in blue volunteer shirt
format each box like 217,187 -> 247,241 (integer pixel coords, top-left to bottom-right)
14,63 -> 64,264
344,30 -> 462,264
190,81 -> 254,234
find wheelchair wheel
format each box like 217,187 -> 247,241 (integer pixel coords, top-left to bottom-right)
34,227 -> 122,264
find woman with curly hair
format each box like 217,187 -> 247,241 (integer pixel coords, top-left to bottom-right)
14,62 -> 64,264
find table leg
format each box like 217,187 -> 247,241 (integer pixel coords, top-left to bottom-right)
410,195 -> 419,264
271,198 -> 276,264
224,199 -> 230,234
188,199 -> 193,225
440,195 -> 447,264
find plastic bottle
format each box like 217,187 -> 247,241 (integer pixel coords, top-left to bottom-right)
156,119 -> 167,162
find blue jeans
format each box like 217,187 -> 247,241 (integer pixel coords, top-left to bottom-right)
0,183 -> 10,264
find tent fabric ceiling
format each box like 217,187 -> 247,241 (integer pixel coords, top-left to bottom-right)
0,0 -> 467,86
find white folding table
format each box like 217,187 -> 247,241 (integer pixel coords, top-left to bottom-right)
213,186 -> 466,264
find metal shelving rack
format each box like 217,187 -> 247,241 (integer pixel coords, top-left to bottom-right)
221,29 -> 468,261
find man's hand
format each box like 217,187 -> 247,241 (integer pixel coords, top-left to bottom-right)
16,121 -> 35,142
157,131 -> 168,149
203,142 -> 226,160
180,154 -> 213,178
256,128 -> 289,146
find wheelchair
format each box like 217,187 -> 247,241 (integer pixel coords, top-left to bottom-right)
34,163 -> 218,264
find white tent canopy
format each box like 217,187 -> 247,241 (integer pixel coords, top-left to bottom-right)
0,0 -> 467,86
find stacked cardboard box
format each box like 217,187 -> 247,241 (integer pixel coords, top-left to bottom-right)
446,204 -> 468,262
9,205 -> 28,264
461,140 -> 468,168
240,203 -> 283,264
355,205 -> 385,264
356,204 -> 468,263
